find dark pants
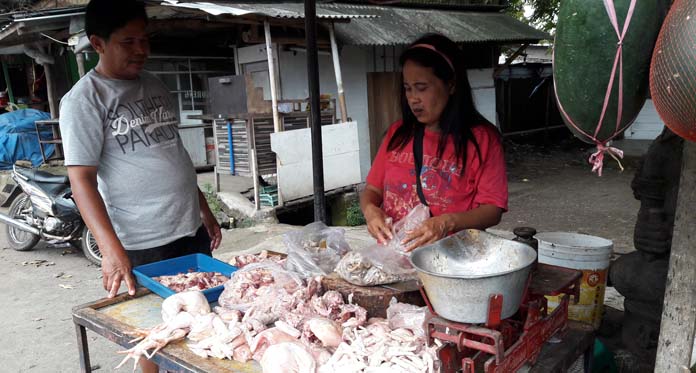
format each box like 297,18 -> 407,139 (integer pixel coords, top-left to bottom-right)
125,225 -> 212,267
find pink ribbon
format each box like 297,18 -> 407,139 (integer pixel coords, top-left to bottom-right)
589,143 -> 624,177
553,0 -> 637,176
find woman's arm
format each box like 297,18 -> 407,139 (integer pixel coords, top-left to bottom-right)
360,184 -> 393,244
401,204 -> 503,251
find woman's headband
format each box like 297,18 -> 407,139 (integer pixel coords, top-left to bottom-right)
408,43 -> 455,72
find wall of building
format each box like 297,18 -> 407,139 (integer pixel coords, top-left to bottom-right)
277,46 -> 372,179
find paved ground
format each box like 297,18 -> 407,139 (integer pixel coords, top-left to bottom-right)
0,135 -> 646,372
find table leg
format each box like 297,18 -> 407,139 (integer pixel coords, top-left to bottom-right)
75,322 -> 92,373
583,342 -> 594,373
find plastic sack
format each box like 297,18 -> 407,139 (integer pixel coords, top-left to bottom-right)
283,222 -> 351,277
386,204 -> 431,253
218,262 -> 303,311
386,297 -> 427,338
336,204 -> 430,286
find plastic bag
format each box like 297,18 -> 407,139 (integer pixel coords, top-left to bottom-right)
386,297 -> 427,338
218,262 -> 303,311
336,204 -> 430,286
283,222 -> 351,277
387,204 -> 431,253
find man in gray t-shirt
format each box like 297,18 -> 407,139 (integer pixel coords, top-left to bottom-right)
60,0 -> 221,307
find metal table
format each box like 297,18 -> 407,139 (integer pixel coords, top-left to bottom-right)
73,288 -> 594,373
72,288 -> 261,373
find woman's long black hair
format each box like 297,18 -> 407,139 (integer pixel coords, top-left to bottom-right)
388,33 -> 488,172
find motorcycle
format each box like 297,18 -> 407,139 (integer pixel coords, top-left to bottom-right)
0,165 -> 101,265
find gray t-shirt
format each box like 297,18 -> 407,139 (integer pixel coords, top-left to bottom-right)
59,70 -> 201,250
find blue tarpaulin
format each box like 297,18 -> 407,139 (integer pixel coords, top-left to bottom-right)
0,109 -> 53,170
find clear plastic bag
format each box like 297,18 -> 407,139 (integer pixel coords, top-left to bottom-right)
283,222 -> 351,277
218,262 -> 303,311
336,204 -> 430,286
387,204 -> 431,253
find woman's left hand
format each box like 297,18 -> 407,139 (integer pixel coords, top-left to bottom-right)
402,214 -> 454,252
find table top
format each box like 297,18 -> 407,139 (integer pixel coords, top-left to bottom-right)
72,289 -> 261,373
73,288 -> 593,373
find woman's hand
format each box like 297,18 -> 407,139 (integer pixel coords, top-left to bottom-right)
364,204 -> 393,244
402,214 -> 454,252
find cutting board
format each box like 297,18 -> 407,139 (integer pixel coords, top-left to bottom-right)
321,273 -> 425,318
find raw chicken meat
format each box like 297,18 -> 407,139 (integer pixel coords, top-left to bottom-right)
161,291 -> 210,322
305,317 -> 342,348
154,271 -> 229,292
229,250 -> 286,268
260,342 -> 317,373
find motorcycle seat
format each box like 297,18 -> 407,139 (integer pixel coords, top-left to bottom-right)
15,167 -> 69,185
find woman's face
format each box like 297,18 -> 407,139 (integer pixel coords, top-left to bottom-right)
403,59 -> 454,129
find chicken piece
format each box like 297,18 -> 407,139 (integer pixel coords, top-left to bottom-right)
214,306 -> 242,323
275,320 -> 302,338
338,303 -> 368,328
307,344 -> 332,366
260,342 -> 317,373
233,344 -> 253,362
161,291 -> 210,323
306,317 -> 342,348
115,328 -> 187,371
250,327 -> 298,354
187,313 -> 217,342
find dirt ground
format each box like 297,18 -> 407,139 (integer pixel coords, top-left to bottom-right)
0,133 -> 643,372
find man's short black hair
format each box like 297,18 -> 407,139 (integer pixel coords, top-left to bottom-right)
85,0 -> 148,40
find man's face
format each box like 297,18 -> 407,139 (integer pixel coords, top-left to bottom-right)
90,18 -> 150,80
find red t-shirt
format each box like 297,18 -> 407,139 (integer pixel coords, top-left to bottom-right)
366,120 -> 508,222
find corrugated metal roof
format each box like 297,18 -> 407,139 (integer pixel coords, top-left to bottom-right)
329,4 -> 550,45
161,1 -> 377,19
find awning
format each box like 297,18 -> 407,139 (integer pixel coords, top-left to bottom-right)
161,1 -> 377,20
329,4 -> 550,45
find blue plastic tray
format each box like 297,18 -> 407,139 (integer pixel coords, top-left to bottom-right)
132,253 -> 238,302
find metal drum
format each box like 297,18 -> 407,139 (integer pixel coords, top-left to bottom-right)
410,229 -> 537,323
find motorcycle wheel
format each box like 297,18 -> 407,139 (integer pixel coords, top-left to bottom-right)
80,226 -> 102,266
6,193 -> 40,251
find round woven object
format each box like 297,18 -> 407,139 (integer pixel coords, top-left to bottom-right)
650,0 -> 696,142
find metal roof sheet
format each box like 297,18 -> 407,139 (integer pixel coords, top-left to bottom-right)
329,5 -> 550,45
161,1 -> 377,19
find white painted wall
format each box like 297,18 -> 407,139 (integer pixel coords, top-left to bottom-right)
624,99 -> 664,140
467,68 -> 497,126
277,46 -> 372,180
271,122 -> 362,202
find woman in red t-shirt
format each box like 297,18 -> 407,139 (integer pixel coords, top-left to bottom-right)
361,33 -> 508,251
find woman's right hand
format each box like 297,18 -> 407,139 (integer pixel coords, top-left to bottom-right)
363,204 -> 393,244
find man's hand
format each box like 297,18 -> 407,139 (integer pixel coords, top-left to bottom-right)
364,204 -> 393,245
201,208 -> 222,251
101,250 -> 136,298
402,214 -> 454,252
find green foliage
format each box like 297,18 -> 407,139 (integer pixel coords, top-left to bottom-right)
202,183 -> 222,216
346,201 -> 366,227
506,0 -> 560,33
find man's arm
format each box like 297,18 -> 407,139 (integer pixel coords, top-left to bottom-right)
68,166 -> 136,298
197,188 -> 222,251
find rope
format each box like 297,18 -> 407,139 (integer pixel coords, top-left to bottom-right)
553,0 -> 637,176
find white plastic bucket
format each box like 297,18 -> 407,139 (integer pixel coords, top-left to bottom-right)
536,232 -> 613,329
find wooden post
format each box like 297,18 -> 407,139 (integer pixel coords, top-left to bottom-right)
329,23 -> 348,123
75,52 -> 86,78
2,59 -> 15,104
264,20 -> 280,133
655,140 -> 696,372
264,20 -> 284,207
248,117 -> 260,211
43,63 -> 57,118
